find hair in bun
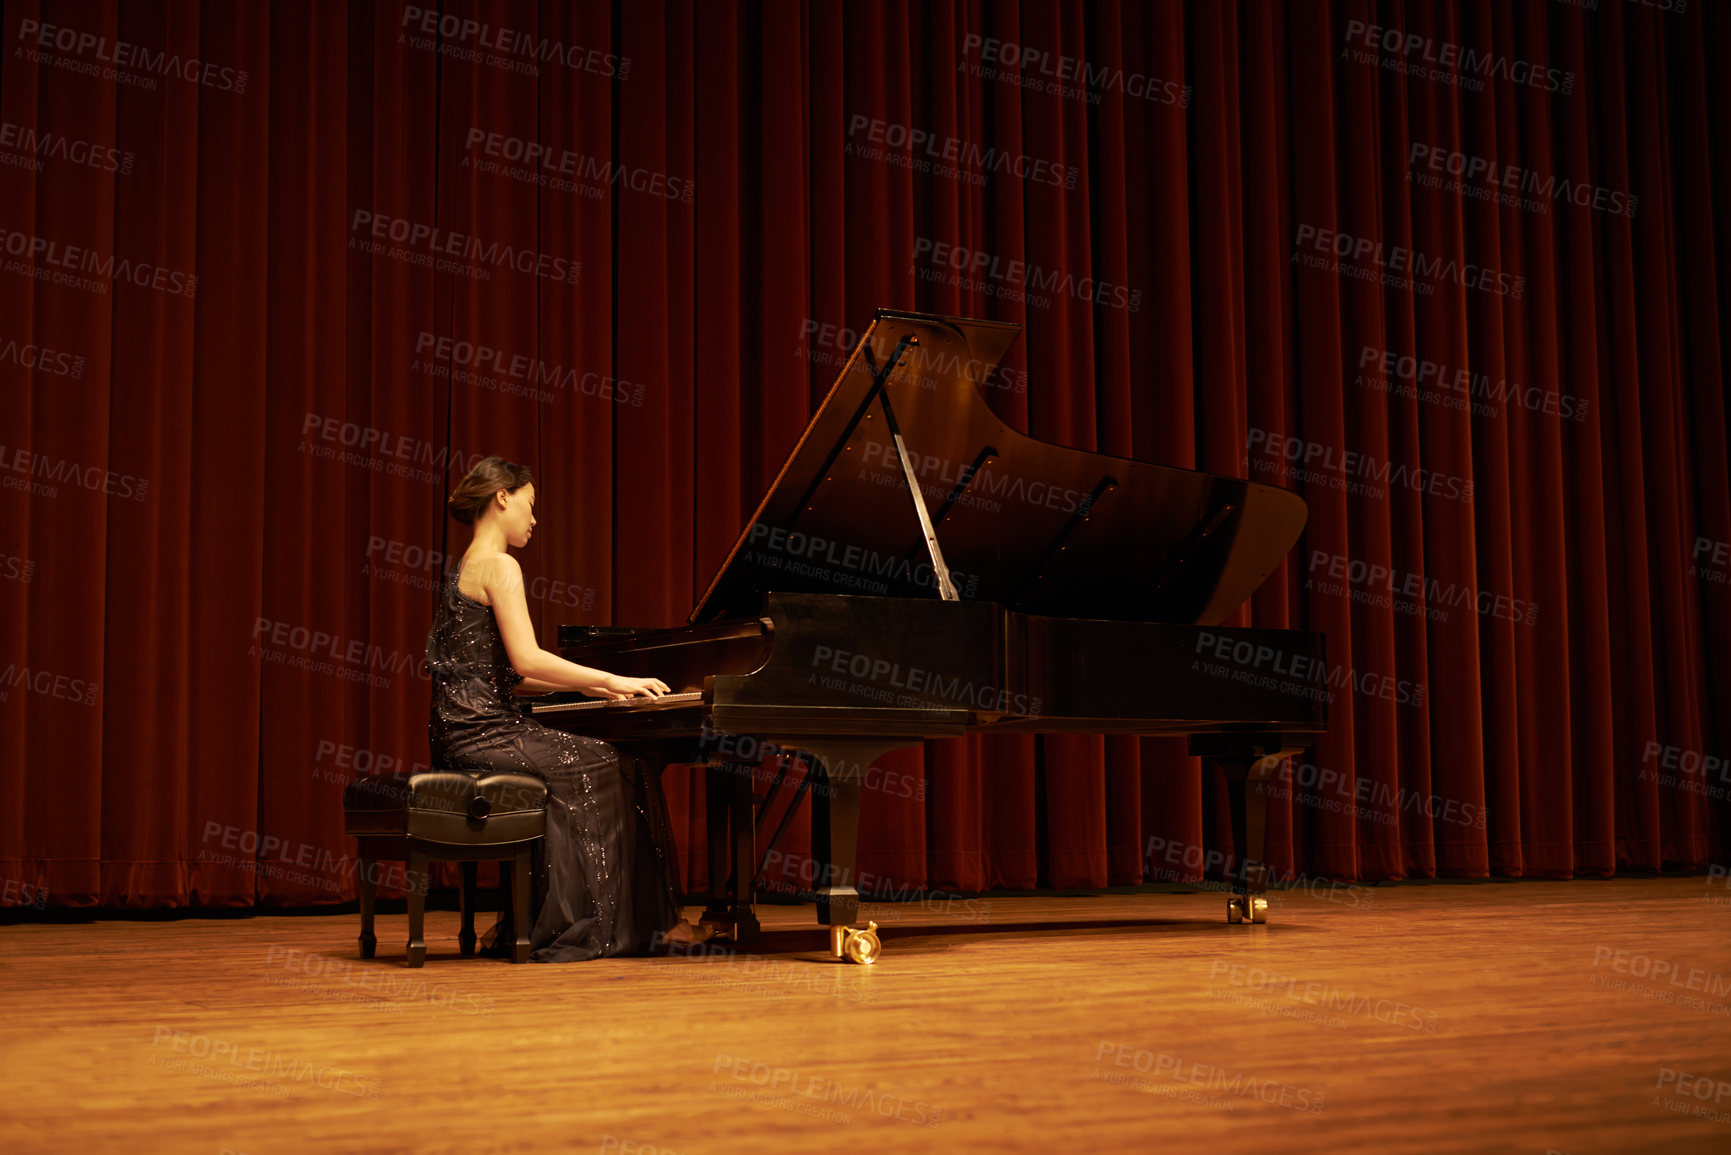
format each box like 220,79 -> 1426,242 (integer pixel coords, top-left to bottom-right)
447,456 -> 534,525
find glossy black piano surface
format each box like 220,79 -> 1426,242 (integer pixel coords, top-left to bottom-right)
534,309 -> 1327,958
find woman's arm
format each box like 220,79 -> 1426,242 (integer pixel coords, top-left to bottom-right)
481,555 -> 668,699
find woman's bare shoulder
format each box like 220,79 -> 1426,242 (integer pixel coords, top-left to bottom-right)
464,550 -> 516,569
466,552 -> 523,587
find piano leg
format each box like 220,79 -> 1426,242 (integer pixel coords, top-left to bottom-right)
804,740 -> 911,964
1222,771 -> 1270,925
1197,741 -> 1301,928
704,762 -> 730,920
1193,737 -> 1307,927
811,760 -> 860,930
702,761 -> 761,944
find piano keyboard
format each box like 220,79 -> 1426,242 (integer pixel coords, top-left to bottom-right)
532,691 -> 704,715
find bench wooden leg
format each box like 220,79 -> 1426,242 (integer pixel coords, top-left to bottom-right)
458,862 -> 479,957
406,849 -> 428,968
510,848 -> 532,964
356,858 -> 377,959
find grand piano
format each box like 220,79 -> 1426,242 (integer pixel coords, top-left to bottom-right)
534,309 -> 1328,963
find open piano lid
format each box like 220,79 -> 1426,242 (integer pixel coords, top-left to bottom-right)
690,309 -> 1308,627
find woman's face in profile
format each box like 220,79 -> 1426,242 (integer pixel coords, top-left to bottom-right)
499,484 -> 537,549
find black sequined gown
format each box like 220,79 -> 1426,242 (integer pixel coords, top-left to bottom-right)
424,564 -> 681,962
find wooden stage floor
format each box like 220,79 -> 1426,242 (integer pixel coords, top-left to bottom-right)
3,877 -> 1729,1154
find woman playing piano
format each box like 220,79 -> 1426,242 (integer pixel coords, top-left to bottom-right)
427,455 -> 709,959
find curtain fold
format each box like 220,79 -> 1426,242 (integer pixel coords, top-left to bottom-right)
1,0 -> 1724,910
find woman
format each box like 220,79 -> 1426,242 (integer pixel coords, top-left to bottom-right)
426,455 -> 706,960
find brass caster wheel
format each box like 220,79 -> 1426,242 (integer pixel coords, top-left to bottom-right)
1227,896 -> 1268,925
828,921 -> 881,965
844,922 -> 881,965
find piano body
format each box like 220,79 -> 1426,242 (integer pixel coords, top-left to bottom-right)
535,309 -> 1327,963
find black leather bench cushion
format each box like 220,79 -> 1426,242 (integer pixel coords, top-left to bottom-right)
343,770 -> 547,846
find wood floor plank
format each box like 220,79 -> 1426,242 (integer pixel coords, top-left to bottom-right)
2,878 -> 1728,1153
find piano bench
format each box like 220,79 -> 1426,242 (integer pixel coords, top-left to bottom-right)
341,770 -> 548,967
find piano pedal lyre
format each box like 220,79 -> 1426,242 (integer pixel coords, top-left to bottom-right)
828,921 -> 881,965
1226,896 -> 1268,925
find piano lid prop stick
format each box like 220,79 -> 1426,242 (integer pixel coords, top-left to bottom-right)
873,359 -> 961,602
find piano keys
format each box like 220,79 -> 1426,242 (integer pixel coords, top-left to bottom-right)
534,308 -> 1327,962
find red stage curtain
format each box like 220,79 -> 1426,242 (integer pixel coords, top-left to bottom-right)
1,0 -> 1725,910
